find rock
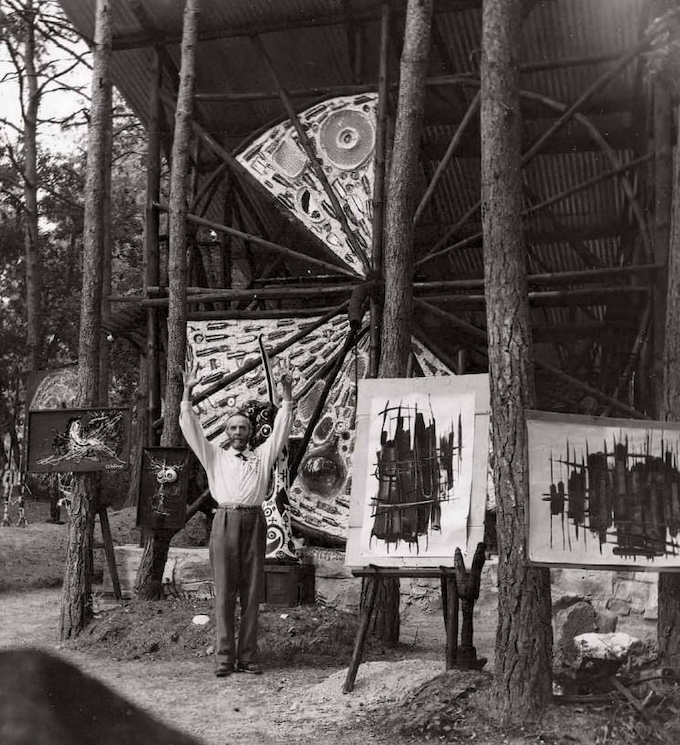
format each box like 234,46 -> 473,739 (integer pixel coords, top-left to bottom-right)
573,632 -> 642,663
594,608 -> 618,633
553,600 -> 596,667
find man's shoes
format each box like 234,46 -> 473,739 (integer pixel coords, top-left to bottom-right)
215,662 -> 234,677
235,662 -> 263,675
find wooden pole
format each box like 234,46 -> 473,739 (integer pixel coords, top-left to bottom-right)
415,298 -> 648,419
417,150 -> 653,268
191,301 -> 350,405
369,2 -> 391,378
482,0 -> 552,718
135,0 -> 201,602
98,506 -> 122,601
442,570 -> 459,669
380,0 -> 433,377
153,203 -> 361,279
343,575 -> 379,694
653,82 -> 673,413
60,0 -> 112,641
414,91 -> 480,226
186,307 -> 339,321
145,48 -> 163,445
289,326 -> 366,482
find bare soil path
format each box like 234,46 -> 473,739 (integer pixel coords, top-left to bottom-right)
0,586 -> 452,744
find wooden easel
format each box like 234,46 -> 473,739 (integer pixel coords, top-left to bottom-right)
97,505 -> 122,601
343,542 -> 487,693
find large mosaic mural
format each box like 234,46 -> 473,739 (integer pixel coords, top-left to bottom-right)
186,317 -> 454,556
236,93 -> 378,274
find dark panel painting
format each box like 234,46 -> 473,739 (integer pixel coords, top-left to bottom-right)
27,408 -> 131,473
137,448 -> 190,531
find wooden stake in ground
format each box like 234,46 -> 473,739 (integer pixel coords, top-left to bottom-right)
60,0 -> 112,640
480,0 -> 552,721
134,0 -> 202,601
363,0 -> 434,648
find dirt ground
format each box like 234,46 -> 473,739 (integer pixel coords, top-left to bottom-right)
1,501 -> 678,744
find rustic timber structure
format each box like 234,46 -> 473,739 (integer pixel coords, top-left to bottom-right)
56,0 -> 676,427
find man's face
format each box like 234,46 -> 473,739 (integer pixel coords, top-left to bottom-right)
227,415 -> 251,452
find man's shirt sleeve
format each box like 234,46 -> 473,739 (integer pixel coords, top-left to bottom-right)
179,401 -> 214,472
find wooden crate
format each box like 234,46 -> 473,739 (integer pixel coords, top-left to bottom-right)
264,563 -> 315,606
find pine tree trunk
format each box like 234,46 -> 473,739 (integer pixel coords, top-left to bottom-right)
60,0 -> 112,640
23,0 -> 43,371
362,0 -> 433,648
135,0 -> 201,600
481,0 -> 553,722
659,98 -> 680,671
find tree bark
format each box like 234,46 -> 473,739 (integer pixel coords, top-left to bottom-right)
659,96 -> 680,672
60,0 -> 112,640
135,0 -> 201,601
481,0 -> 552,721
22,0 -> 43,372
362,0 -> 433,648
379,0 -> 432,377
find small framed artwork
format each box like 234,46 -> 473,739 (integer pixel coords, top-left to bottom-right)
345,375 -> 490,568
26,408 -> 131,473
527,410 -> 680,570
137,447 -> 191,531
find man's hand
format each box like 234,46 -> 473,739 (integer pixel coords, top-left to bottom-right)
182,362 -> 201,402
278,357 -> 293,402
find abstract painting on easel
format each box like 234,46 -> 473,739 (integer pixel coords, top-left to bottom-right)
527,411 -> 680,569
345,376 -> 490,568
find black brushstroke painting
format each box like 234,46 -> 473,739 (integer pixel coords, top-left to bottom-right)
544,434 -> 680,560
370,399 -> 462,551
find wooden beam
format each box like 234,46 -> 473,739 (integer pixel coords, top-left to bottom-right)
144,48 -> 163,444
370,2 -> 391,377
191,300 -> 350,405
414,91 -> 480,225
187,307 -> 339,321
422,286 -> 648,309
414,299 -> 647,418
154,202 -> 360,279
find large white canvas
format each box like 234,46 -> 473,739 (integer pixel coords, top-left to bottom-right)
345,375 -> 489,568
527,411 -> 680,570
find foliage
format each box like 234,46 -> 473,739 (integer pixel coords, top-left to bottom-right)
0,1 -> 147,464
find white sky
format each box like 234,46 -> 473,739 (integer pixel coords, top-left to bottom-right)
0,37 -> 92,154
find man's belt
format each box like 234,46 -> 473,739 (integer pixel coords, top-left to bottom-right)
215,503 -> 261,512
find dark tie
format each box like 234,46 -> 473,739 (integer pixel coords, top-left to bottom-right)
236,452 -> 247,462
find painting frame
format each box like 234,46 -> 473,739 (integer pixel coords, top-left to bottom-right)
527,410 -> 680,571
26,407 -> 131,473
137,447 -> 191,532
345,375 -> 490,568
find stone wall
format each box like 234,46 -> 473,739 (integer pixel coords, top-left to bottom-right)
104,546 -> 660,628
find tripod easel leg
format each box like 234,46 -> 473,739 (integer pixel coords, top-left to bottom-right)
98,506 -> 122,601
343,576 -> 379,693
442,573 -> 459,670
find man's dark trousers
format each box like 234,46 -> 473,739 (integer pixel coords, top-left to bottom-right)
209,506 -> 266,667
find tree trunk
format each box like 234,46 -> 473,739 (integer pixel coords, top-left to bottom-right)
135,0 -> 201,601
23,0 -> 43,372
481,0 -> 552,722
659,97 -> 680,672
60,0 -> 112,640
362,0 -> 433,648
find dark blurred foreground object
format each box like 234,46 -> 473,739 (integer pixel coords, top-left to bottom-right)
0,649 -> 204,745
